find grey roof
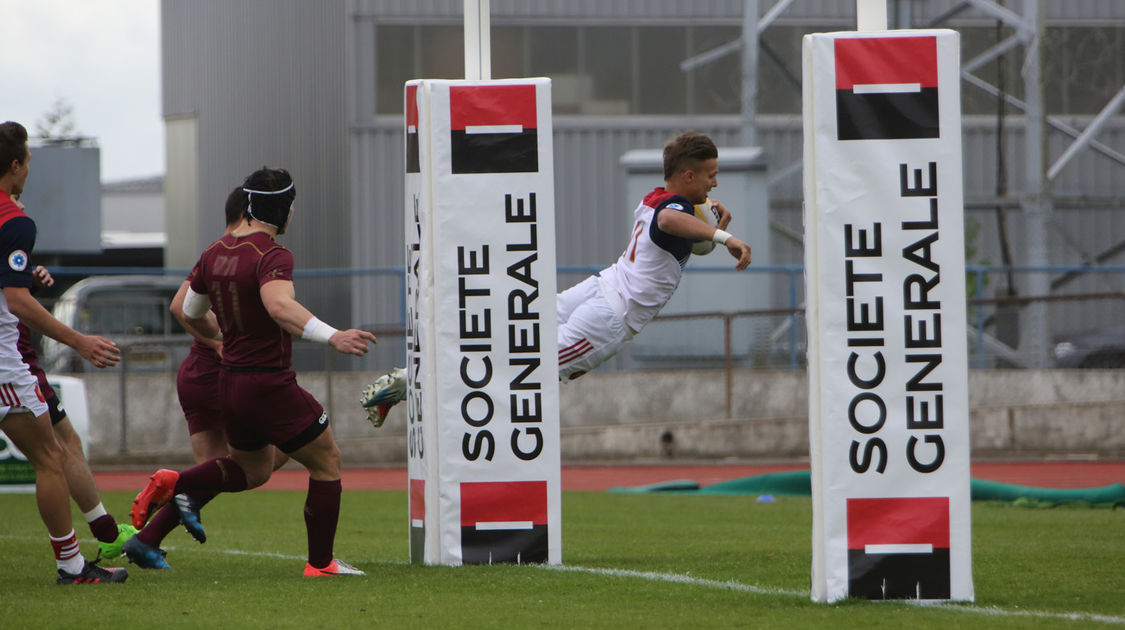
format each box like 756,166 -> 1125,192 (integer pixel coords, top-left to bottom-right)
101,176 -> 164,194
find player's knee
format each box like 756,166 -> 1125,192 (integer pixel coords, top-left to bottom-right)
320,443 -> 342,475
53,423 -> 84,458
24,436 -> 65,473
306,442 -> 341,479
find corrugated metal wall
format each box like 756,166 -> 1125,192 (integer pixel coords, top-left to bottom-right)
164,1 -> 1124,370
350,0 -> 1125,25
343,0 -> 1125,357
162,0 -> 353,368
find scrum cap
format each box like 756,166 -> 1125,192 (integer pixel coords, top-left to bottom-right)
242,167 -> 296,233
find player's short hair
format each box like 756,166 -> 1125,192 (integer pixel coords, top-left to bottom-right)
224,185 -> 248,227
663,131 -> 717,181
242,166 -> 296,231
0,121 -> 29,177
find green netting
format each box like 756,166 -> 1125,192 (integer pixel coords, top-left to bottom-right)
609,479 -> 702,493
969,478 -> 1125,507
610,470 -> 1125,507
697,471 -> 812,496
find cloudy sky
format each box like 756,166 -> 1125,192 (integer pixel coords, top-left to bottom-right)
5,0 -> 162,183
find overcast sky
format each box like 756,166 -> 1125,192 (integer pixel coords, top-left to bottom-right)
5,0 -> 162,183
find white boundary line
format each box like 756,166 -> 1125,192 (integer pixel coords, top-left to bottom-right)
543,565 -> 1125,626
3,535 -> 1121,625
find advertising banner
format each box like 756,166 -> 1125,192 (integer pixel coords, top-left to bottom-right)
0,375 -> 90,492
405,78 -> 560,565
803,30 -> 973,602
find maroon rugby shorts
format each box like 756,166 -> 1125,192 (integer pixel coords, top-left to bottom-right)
177,352 -> 224,435
218,369 -> 326,453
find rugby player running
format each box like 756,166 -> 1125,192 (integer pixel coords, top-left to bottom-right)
130,167 -> 376,576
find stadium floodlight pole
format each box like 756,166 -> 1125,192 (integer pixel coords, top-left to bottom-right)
464,0 -> 491,80
856,0 -> 888,31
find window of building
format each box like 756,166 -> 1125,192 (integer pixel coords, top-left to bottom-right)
374,24 -> 1125,119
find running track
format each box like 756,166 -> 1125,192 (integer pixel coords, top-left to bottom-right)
93,461 -> 1125,493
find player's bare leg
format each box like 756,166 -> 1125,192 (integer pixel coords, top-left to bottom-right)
1,411 -> 127,583
53,417 -> 136,558
189,429 -> 229,463
1,412 -> 72,536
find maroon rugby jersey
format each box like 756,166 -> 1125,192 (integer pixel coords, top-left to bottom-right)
188,232 -> 294,368
182,267 -> 221,364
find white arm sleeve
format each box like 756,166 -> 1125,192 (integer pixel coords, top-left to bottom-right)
182,287 -> 212,319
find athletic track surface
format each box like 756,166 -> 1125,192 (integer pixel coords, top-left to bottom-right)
93,461 -> 1125,493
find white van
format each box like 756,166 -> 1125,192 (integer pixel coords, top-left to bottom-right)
42,275 -> 192,372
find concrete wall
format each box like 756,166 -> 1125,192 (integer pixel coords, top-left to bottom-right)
77,369 -> 1124,466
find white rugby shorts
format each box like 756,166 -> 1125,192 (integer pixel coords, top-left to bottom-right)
557,275 -> 634,381
0,368 -> 49,420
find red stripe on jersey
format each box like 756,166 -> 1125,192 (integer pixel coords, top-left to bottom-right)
559,338 -> 588,354
642,187 -> 679,210
559,340 -> 592,365
1,384 -> 17,407
0,190 -> 31,230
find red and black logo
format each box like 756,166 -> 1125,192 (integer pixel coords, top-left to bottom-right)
460,480 -> 548,564
450,84 -> 538,174
835,36 -> 939,141
409,478 -> 425,563
406,84 -> 420,174
846,496 -> 951,599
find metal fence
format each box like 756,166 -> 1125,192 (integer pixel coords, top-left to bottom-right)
37,264 -> 1125,377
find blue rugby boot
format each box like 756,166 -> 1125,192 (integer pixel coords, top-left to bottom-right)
122,535 -> 171,570
174,493 -> 207,543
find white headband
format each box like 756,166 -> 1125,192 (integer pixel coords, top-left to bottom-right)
242,182 -> 294,195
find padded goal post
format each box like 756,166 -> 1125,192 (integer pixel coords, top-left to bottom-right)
803,30 -> 974,602
404,78 -> 561,566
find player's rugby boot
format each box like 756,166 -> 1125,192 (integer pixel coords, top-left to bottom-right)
96,523 -> 139,560
57,559 -> 129,584
173,493 -> 206,543
122,535 -> 171,570
303,558 -> 366,577
131,468 -> 179,528
360,367 -> 406,428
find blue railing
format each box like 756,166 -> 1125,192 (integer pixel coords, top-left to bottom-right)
39,263 -> 1125,370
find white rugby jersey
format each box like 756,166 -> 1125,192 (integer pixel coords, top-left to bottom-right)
0,191 -> 37,378
597,187 -> 695,333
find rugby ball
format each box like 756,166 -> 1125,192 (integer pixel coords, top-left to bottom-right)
692,198 -> 721,255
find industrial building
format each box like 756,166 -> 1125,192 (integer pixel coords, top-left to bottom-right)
160,0 -> 1125,371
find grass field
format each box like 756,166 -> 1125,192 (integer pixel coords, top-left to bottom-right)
1,489 -> 1122,628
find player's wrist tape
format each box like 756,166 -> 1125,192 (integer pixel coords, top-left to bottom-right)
302,317 -> 338,344
712,229 -> 733,245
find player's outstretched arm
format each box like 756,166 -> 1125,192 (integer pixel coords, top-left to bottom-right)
724,236 -> 752,271
656,205 -> 722,241
259,279 -> 377,356
4,286 -> 120,368
657,207 -> 751,270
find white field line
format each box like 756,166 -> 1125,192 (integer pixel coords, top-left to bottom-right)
543,565 -> 1125,626
3,535 -> 1122,625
